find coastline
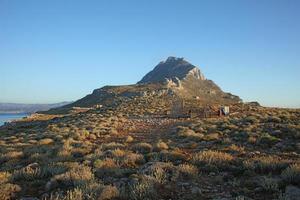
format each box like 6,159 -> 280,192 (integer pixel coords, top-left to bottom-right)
0,113 -> 29,126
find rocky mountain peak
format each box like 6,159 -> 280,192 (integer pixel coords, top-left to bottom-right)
44,57 -> 241,114
138,57 -> 205,84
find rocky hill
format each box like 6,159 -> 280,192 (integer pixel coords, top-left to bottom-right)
138,56 -> 205,84
141,57 -> 240,103
1,57 -> 300,200
44,57 -> 241,115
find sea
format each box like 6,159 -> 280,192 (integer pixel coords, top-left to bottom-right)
0,113 -> 28,126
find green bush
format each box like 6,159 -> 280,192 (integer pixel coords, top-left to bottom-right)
244,156 -> 288,174
132,143 -> 153,154
281,163 -> 300,185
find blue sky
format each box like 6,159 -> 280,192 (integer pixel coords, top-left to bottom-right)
0,0 -> 299,108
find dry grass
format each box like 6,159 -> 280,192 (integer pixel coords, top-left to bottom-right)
204,133 -> 220,141
176,163 -> 198,180
0,183 -> 21,200
123,152 -> 145,167
226,144 -> 245,154
51,165 -> 93,187
39,138 -> 54,145
0,106 -> 299,199
125,135 -> 134,143
102,142 -> 125,151
131,142 -> 153,154
129,176 -> 158,200
94,158 -> 123,178
0,171 -> 11,184
98,185 -> 119,200
154,141 -> 169,151
192,150 -> 234,169
244,156 -> 288,174
177,126 -> 204,141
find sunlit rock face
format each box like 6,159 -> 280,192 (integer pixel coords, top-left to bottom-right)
138,56 -> 205,84
137,56 -> 240,103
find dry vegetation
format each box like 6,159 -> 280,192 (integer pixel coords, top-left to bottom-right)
0,105 -> 299,200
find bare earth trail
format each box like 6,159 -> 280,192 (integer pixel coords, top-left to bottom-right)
127,117 -> 188,144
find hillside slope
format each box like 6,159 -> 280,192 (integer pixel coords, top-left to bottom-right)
44,57 -> 241,114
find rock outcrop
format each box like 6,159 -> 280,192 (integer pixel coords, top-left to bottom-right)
138,57 -> 205,84
137,57 -> 241,103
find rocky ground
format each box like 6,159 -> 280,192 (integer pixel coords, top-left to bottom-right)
0,105 -> 299,200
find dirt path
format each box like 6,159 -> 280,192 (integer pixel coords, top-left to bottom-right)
128,117 -> 191,144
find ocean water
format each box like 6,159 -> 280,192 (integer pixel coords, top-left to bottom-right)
0,113 -> 28,126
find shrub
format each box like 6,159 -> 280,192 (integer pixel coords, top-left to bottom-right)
132,143 -> 153,154
123,153 -> 145,167
129,176 -> 158,200
81,130 -> 90,138
94,158 -> 118,169
204,133 -> 220,141
140,162 -> 176,183
110,128 -> 119,135
248,136 -> 257,144
176,164 -> 198,180
88,134 -> 97,140
226,144 -> 245,154
258,176 -> 279,192
267,116 -> 281,123
13,166 -> 45,181
94,158 -> 123,178
64,188 -> 84,200
81,181 -> 105,199
0,183 -> 21,200
281,163 -> 300,185
159,149 -> 187,162
5,151 -> 23,160
44,187 -> 84,200
98,185 -> 119,200
0,171 -> 11,184
234,131 -> 250,141
244,156 -> 288,174
39,138 -> 54,145
154,141 -> 169,151
46,181 -> 105,199
192,150 -> 233,169
46,164 -> 68,176
244,116 -> 259,124
52,165 -> 93,187
142,164 -> 168,184
102,142 -> 125,151
258,133 -> 281,146
125,136 -> 134,143
111,148 -> 126,158
12,163 -> 63,181
56,139 -> 73,158
28,139 -> 38,144
177,126 -> 204,141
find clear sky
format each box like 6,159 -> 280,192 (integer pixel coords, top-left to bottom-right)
0,0 -> 299,108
